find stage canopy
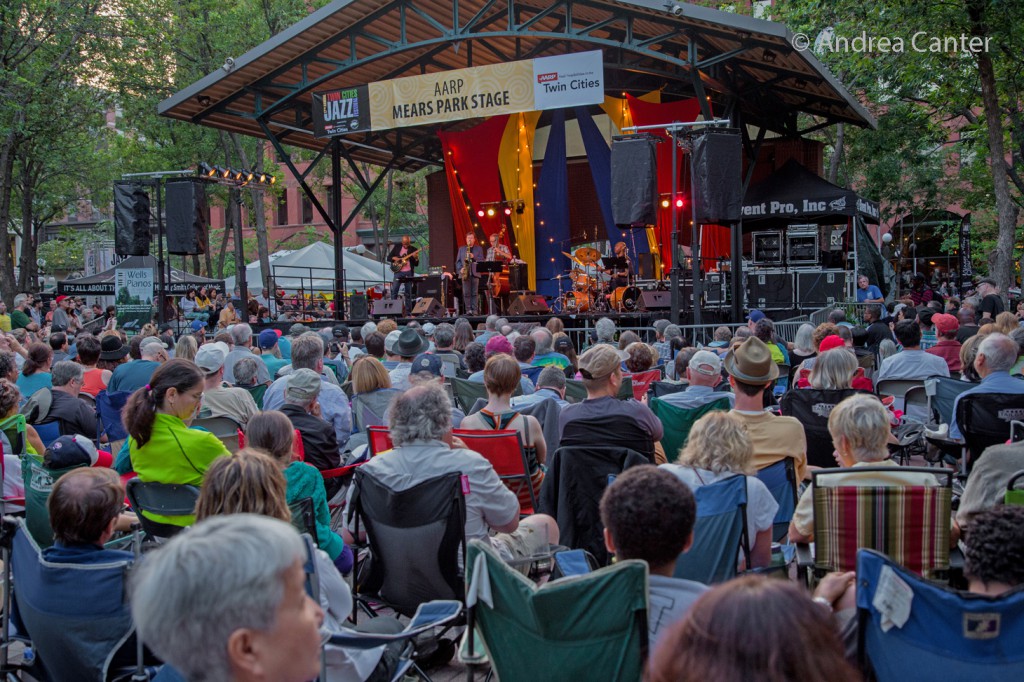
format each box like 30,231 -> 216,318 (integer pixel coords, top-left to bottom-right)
224,242 -> 394,294
58,256 -> 224,297
742,159 -> 881,227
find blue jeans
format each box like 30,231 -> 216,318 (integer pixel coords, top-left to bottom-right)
391,272 -> 415,309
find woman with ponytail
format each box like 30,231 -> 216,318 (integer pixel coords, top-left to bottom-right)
125,358 -> 230,526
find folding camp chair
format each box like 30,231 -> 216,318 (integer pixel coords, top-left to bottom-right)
562,379 -> 588,404
125,478 -> 201,541
191,415 -> 242,453
649,396 -> 730,460
856,548 -> 1024,681
958,393 -> 1024,473
647,380 -> 686,399
796,467 -> 952,583
289,496 -> 317,539
926,376 -> 972,425
1004,470 -> 1024,506
876,379 -> 927,415
902,385 -> 931,424
0,414 -> 28,512
674,474 -> 750,584
95,390 -> 132,453
461,539 -> 648,682
521,365 -> 543,387
351,389 -> 403,433
367,425 -> 394,456
9,520 -> 144,681
348,470 -> 466,619
756,458 -> 798,542
453,429 -> 538,514
779,388 -> 867,468
538,445 -> 649,565
627,370 -> 660,401
31,421 -> 62,450
451,378 -> 490,413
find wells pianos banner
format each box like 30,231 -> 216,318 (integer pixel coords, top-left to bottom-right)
313,51 -> 604,136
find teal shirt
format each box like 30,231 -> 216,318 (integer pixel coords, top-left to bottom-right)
261,355 -> 289,380
17,372 -> 52,397
283,461 -> 344,560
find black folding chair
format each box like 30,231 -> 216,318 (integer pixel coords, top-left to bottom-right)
125,479 -> 200,541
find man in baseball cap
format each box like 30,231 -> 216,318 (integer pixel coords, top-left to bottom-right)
279,368 -> 343,496
257,328 -> 288,380
559,344 -> 663,459
661,349 -> 733,410
405,352 -> 466,427
927,312 -> 963,373
195,342 -> 258,426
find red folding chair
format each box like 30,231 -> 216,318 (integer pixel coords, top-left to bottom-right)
627,369 -> 661,401
367,426 -> 394,456
453,429 -> 539,515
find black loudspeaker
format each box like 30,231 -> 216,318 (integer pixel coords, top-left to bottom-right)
415,276 -> 443,300
704,272 -> 728,305
349,293 -> 368,319
797,270 -> 848,308
507,293 -> 549,315
690,130 -> 742,225
748,271 -> 794,310
509,263 -> 529,291
638,290 -> 671,311
371,300 -> 403,317
113,182 -> 151,256
411,297 -> 445,317
165,180 -> 208,255
611,136 -> 658,227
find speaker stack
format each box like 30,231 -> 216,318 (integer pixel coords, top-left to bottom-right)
165,180 -> 208,255
638,291 -> 671,311
348,293 -> 368,319
113,182 -> 151,256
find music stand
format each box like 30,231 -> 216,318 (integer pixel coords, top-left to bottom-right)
475,261 -> 505,315
601,257 -> 629,270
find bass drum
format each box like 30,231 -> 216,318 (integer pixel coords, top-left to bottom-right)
611,286 -> 641,312
562,291 -> 591,313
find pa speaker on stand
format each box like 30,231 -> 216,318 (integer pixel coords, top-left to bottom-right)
113,182 -> 151,256
611,136 -> 659,227
165,180 -> 209,255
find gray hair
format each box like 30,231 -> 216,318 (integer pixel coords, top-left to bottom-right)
290,334 -> 324,371
793,323 -> 816,354
387,383 -> 451,446
131,514 -> 305,682
978,333 -> 1018,372
653,319 -> 670,336
828,394 -> 891,462
495,318 -> 509,330
234,356 -> 261,386
51,360 -> 84,387
713,326 -> 733,343
13,294 -> 27,307
530,327 -> 554,355
229,323 -> 252,346
360,321 -> 378,339
1009,326 -> 1024,356
433,323 -> 455,349
139,337 -> 165,360
537,365 -> 566,391
878,339 -> 898,362
595,317 -> 616,342
664,324 -> 682,340
809,349 -> 857,390
485,315 -> 499,331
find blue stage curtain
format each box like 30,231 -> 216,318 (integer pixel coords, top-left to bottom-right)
575,106 -> 650,256
534,109 -> 570,301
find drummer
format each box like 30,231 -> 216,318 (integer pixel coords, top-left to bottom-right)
602,241 -> 632,290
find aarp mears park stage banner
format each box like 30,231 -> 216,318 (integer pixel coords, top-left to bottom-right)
313,51 -> 604,136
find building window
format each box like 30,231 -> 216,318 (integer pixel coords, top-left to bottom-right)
301,194 -> 313,224
277,192 -> 288,226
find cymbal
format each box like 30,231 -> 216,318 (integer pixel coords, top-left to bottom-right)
574,246 -> 601,264
562,251 -> 583,266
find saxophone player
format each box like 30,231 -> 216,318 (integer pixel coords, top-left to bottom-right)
456,232 -> 485,315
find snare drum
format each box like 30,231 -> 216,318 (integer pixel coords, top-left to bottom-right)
611,286 -> 641,312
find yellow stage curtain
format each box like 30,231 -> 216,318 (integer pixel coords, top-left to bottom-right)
498,111 -> 542,290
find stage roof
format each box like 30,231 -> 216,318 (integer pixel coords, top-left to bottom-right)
160,0 -> 876,170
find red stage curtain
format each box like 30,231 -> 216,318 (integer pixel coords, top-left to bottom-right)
438,115 -> 510,246
701,224 -> 731,267
625,96 -> 702,271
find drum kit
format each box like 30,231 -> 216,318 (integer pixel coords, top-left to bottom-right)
558,247 -> 640,313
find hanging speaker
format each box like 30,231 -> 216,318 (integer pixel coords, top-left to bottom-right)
113,182 -> 151,256
166,180 -> 208,255
611,136 -> 658,227
690,130 -> 742,224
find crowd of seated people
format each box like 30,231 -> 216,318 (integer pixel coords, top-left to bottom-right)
0,279 -> 1022,680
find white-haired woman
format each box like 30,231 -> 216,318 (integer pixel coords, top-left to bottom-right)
660,411 -> 778,568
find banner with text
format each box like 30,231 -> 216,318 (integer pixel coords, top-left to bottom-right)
312,51 -> 604,136
114,267 -> 153,334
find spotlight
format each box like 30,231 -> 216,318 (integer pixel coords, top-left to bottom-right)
503,206 -> 512,216
240,169 -> 255,183
515,200 -> 526,214
198,162 -> 216,178
266,174 -> 276,186
215,165 -> 231,179
231,169 -> 244,182
661,199 -> 670,208
486,207 -> 495,217
477,209 -> 485,217
675,198 -> 684,208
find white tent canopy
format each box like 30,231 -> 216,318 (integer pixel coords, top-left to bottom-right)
225,241 -> 393,293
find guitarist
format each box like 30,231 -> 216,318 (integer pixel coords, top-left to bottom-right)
389,235 -> 419,314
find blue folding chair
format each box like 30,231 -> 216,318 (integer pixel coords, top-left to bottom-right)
31,421 -> 62,449
673,474 -> 749,584
755,458 -> 798,542
856,548 -> 1024,680
95,390 -> 131,444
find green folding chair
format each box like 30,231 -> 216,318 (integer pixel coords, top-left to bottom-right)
1005,470 -> 1024,506
461,539 -> 648,682
451,377 -> 491,413
650,396 -> 731,459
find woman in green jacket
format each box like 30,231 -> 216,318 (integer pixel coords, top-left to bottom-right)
125,358 -> 230,525
245,410 -> 352,574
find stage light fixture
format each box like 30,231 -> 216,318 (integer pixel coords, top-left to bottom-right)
215,165 -> 231,179
515,200 -> 526,214
240,169 -> 255,183
486,207 -> 495,217
504,206 -> 512,216
477,209 -> 485,217
661,198 -> 670,208
198,162 -> 216,178
675,198 -> 684,208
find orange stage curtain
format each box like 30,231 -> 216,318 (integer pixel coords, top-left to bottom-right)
498,111 -> 542,289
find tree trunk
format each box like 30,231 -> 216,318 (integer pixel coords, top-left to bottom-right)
17,159 -> 36,293
228,134 -> 270,293
0,132 -> 21,305
969,3 -> 1019,296
828,123 -> 845,185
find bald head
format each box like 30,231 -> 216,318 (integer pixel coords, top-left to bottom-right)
958,306 -> 976,325
977,333 -> 1018,375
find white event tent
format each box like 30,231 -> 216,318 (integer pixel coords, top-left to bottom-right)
225,241 -> 393,293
